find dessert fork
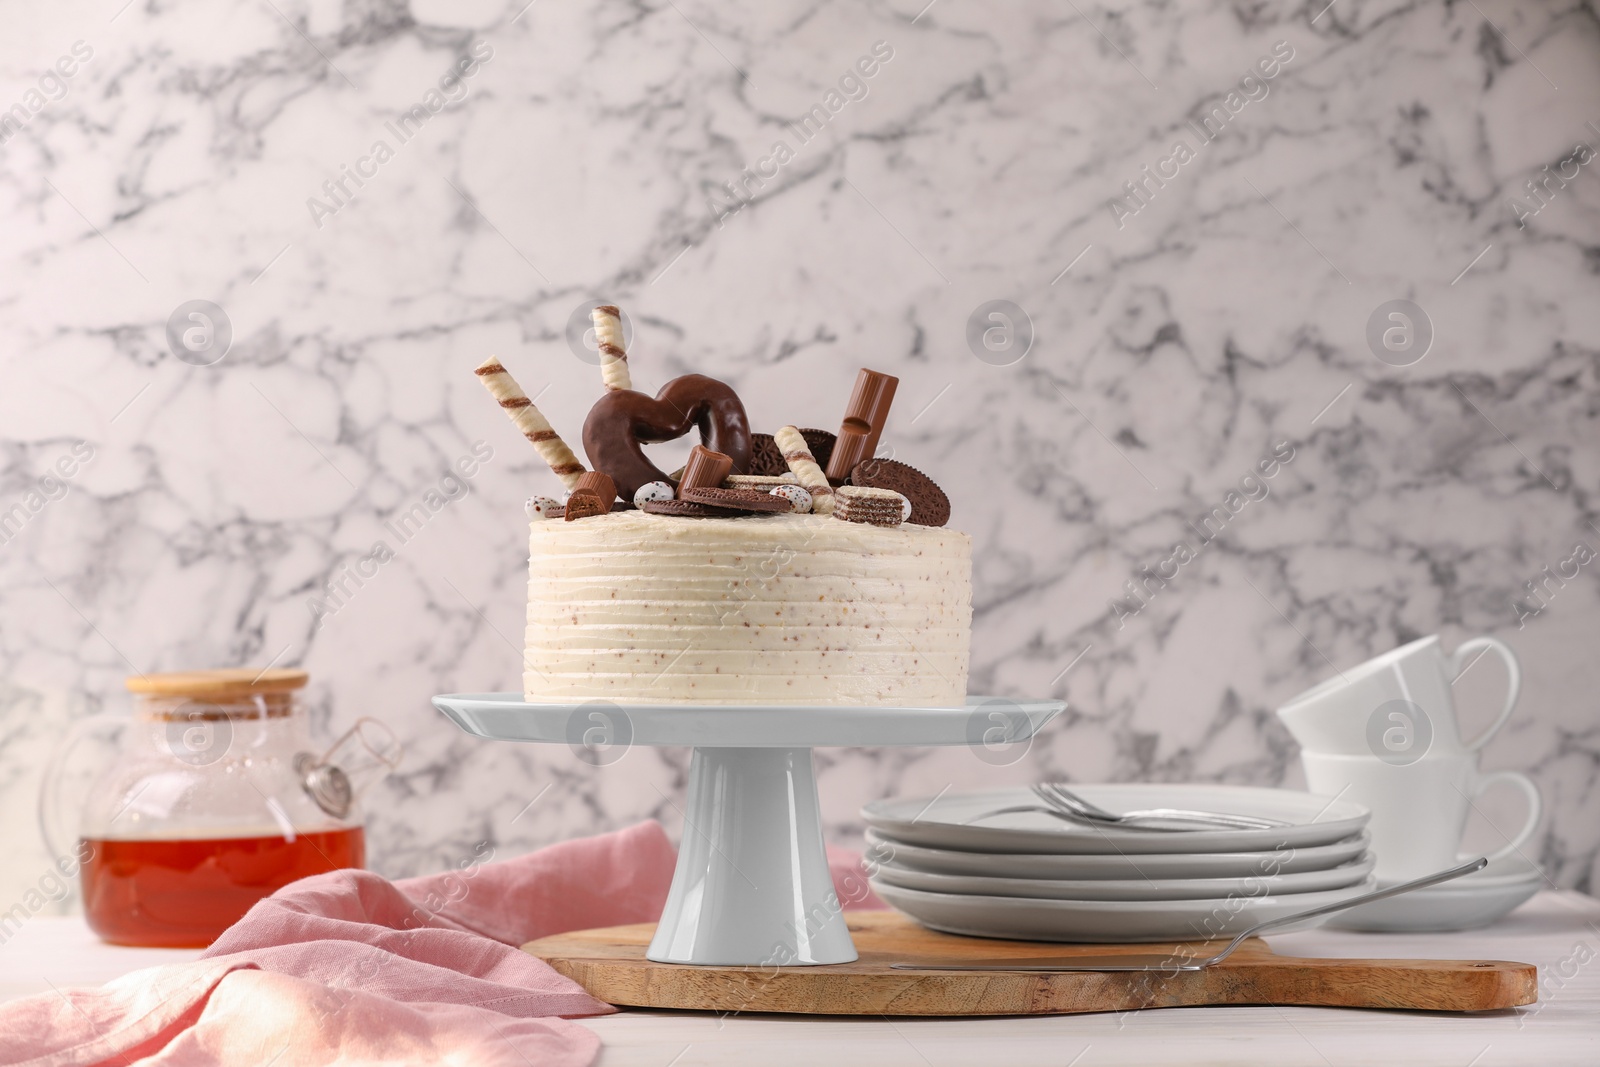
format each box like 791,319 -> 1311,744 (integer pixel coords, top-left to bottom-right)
963,782 -> 1288,831
890,856 -> 1487,972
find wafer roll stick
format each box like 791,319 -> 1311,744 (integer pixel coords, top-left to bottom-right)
774,425 -> 835,515
474,356 -> 587,489
591,305 -> 632,392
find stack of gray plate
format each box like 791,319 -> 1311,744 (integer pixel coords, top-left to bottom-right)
862,783 -> 1374,942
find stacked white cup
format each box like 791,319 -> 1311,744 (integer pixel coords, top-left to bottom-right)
1276,635 -> 1541,882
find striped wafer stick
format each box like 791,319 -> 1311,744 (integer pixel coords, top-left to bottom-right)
774,425 -> 834,515
591,305 -> 632,392
474,356 -> 586,489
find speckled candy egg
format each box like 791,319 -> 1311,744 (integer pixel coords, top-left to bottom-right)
896,493 -> 912,522
769,484 -> 813,514
526,495 -> 564,520
633,480 -> 676,508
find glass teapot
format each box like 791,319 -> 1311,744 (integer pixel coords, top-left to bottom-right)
39,668 -> 402,947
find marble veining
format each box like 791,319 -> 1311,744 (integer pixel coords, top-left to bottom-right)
1,0 -> 1597,921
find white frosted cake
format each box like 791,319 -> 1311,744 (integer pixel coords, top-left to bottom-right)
523,510 -> 972,706
474,324 -> 972,708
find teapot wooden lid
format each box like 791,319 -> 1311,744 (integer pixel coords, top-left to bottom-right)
126,668 -> 309,699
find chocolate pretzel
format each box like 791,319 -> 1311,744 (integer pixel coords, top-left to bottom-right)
582,374 -> 752,501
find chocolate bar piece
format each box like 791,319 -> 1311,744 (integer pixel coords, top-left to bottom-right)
824,369 -> 898,483
678,445 -> 734,492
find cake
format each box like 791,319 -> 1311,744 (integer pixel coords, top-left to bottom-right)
476,307 -> 973,707
523,510 -> 971,705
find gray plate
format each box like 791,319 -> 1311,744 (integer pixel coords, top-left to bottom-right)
872,877 -> 1377,943
863,784 -> 1369,855
1326,855 -> 1543,932
866,829 -> 1371,880
871,852 -> 1375,901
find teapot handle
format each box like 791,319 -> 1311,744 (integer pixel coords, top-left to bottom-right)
38,713 -> 125,870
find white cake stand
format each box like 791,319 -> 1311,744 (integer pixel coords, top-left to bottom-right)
432,694 -> 1063,967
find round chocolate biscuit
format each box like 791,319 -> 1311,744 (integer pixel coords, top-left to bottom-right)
679,486 -> 791,513
849,458 -> 950,527
799,428 -> 836,473
747,433 -> 788,477
640,499 -> 743,518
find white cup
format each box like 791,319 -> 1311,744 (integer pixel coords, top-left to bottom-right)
1276,635 -> 1521,761
1301,750 -> 1541,882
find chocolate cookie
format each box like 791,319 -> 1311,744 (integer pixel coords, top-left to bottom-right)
679,486 -> 792,513
747,433 -> 788,477
799,428 -> 836,475
640,499 -> 744,518
849,458 -> 950,527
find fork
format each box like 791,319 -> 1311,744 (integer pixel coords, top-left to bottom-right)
962,782 -> 1288,831
889,856 -> 1487,972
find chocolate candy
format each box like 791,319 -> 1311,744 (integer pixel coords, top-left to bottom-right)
582,374 -> 752,501
564,494 -> 608,520
849,458 -> 950,527
564,471 -> 616,521
679,445 -> 734,492
824,370 -> 898,483
769,484 -> 812,513
633,480 -> 675,507
526,495 -> 564,520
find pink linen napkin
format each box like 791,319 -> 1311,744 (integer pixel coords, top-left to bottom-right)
0,821 -> 882,1067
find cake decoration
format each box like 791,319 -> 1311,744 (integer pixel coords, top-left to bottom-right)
591,305 -> 632,392
747,433 -> 786,476
475,356 -> 587,488
825,369 -> 899,483
564,495 -> 607,521
526,495 -> 564,520
633,480 -> 675,507
769,483 -> 813,513
833,484 -> 907,527
799,428 -> 838,474
774,425 -> 835,515
582,374 -> 752,501
677,445 -> 734,493
724,473 -> 798,488
849,457 -> 950,527
563,471 -> 616,522
474,319 -> 952,533
679,486 -> 792,513
640,498 -> 741,517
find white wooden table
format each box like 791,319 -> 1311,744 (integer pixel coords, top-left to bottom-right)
4,894 -> 1597,1066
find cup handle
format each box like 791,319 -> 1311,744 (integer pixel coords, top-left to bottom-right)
1471,769 -> 1542,866
1448,637 -> 1521,751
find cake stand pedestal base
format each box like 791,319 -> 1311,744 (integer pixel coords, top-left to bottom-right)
431,694 -> 1063,966
651,747 -> 853,965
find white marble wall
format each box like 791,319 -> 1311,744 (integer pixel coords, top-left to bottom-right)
2,0 -> 1597,918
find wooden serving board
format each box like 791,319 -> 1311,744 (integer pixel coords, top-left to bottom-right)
525,911 -> 1535,1016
